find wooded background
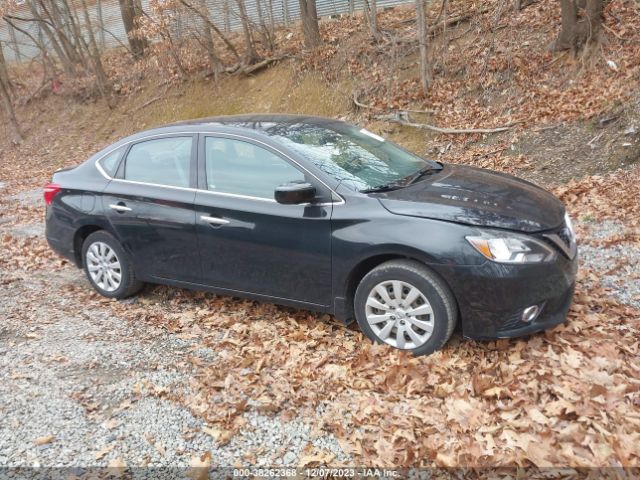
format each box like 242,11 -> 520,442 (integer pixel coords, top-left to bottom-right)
0,0 -> 607,144
0,0 -> 411,62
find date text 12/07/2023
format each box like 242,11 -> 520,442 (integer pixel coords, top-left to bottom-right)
232,468 -> 400,477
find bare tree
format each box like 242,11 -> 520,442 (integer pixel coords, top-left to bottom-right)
0,40 -> 21,144
555,0 -> 603,52
79,0 -> 111,99
416,0 -> 431,91
236,0 -> 259,64
196,0 -> 221,75
118,0 -> 148,59
298,0 -> 321,48
178,0 -> 241,63
255,0 -> 276,52
364,0 -> 381,41
6,2 -> 76,75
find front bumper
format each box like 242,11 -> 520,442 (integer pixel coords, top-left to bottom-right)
434,251 -> 578,340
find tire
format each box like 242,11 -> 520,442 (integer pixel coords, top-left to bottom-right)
82,230 -> 143,299
354,259 -> 457,356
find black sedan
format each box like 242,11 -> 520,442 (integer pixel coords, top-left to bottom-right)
45,115 -> 577,356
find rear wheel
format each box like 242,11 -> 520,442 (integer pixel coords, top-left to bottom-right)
354,259 -> 457,356
82,231 -> 143,299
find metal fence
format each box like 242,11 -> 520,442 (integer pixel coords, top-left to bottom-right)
0,0 -> 413,63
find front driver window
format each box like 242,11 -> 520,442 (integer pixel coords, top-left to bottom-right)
205,137 -> 305,199
124,137 -> 192,188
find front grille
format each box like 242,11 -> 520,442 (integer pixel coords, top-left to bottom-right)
497,311 -> 526,334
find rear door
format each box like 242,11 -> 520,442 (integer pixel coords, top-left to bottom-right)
194,134 -> 333,306
103,134 -> 200,283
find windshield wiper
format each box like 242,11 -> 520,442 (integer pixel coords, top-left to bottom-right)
360,183 -> 405,193
404,164 -> 443,185
360,163 -> 443,193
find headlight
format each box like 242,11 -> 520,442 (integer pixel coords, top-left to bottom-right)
466,231 -> 556,264
565,212 -> 576,240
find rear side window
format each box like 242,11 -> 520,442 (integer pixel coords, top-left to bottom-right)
205,137 -> 305,199
98,148 -> 124,177
124,137 -> 192,188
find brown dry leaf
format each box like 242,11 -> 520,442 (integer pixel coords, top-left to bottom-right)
34,435 -> 55,446
528,408 -> 550,425
95,444 -> 115,460
188,452 -> 212,480
154,441 -> 167,457
435,451 -> 457,467
104,419 -> 121,430
202,426 -> 232,446
298,451 -> 336,467
107,457 -> 126,476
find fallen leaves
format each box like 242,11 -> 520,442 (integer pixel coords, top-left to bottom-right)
188,452 -> 212,480
107,457 -> 127,476
95,444 -> 115,460
34,435 -> 54,446
202,425 -> 233,446
0,0 -> 639,469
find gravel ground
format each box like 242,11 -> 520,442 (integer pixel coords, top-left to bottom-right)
0,191 -> 637,468
0,220 -> 349,468
577,219 -> 640,309
579,242 -> 640,307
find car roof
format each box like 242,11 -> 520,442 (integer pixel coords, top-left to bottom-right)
123,114 -> 349,143
116,114 -> 356,146
169,113 -> 345,130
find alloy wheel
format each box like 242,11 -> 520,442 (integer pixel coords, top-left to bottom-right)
86,241 -> 122,292
365,280 -> 435,349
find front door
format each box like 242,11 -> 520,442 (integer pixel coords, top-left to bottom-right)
194,135 -> 333,306
103,134 -> 200,283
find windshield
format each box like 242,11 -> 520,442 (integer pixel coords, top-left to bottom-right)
252,121 -> 439,191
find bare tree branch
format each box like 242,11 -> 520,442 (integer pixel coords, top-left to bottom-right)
374,112 -> 516,135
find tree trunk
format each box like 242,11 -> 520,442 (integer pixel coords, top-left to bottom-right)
79,0 -> 111,99
555,0 -> 603,52
416,0 -> 431,91
178,0 -> 241,62
236,0 -> 259,64
118,0 -> 148,59
256,0 -> 275,52
39,0 -> 83,66
298,0 -> 321,49
0,37 -> 14,97
367,0 -> 380,41
584,0 -> 603,41
4,16 -> 56,78
96,0 -> 106,49
0,42 -> 21,144
27,1 -> 76,75
197,0 -> 221,75
555,0 -> 578,51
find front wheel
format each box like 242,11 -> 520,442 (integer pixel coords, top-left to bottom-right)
82,231 -> 143,299
354,259 -> 457,356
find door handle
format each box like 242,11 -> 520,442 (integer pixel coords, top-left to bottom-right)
109,203 -> 132,212
201,215 -> 229,225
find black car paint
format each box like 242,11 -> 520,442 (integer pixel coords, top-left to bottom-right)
45,115 -> 577,340
378,163 -> 566,232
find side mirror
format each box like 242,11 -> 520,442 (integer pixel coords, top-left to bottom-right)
275,182 -> 316,205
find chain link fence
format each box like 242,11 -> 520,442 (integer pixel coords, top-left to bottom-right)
0,0 -> 412,63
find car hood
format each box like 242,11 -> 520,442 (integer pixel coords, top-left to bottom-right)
376,164 -> 565,233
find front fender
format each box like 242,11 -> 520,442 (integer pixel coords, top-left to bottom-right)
330,193 -> 482,321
